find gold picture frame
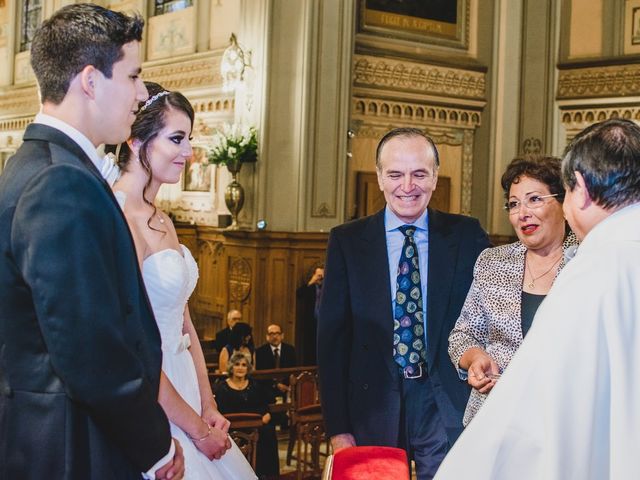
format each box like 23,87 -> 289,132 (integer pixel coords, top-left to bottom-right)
358,0 -> 469,49
183,145 -> 214,192
624,0 -> 640,54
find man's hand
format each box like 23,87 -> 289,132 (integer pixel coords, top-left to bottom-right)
465,349 -> 500,394
155,439 -> 185,480
201,403 -> 230,434
330,433 -> 356,452
308,268 -> 324,286
193,425 -> 232,460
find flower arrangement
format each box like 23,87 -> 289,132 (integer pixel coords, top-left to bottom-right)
208,123 -> 258,172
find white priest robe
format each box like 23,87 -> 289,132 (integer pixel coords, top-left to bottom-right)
435,202 -> 640,480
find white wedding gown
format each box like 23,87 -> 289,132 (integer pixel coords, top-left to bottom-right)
143,245 -> 256,480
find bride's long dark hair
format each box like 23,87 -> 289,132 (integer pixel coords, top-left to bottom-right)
105,81 -> 195,232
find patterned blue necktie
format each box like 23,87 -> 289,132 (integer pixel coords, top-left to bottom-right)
393,225 -> 426,377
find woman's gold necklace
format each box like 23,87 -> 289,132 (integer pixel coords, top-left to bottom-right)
525,252 -> 562,289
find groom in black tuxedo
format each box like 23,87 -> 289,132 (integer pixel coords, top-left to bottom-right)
0,5 -> 185,479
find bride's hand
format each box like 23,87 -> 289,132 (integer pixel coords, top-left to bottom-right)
201,403 -> 230,434
190,422 -> 232,460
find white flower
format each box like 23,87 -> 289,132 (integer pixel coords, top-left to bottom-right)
209,122 -> 258,166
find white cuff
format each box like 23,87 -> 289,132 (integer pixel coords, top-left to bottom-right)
142,439 -> 175,480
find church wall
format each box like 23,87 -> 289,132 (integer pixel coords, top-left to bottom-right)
4,1 -> 640,339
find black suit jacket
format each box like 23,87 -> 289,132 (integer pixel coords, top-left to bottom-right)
215,327 -> 232,353
255,342 -> 297,370
318,208 -> 490,446
0,125 -> 171,479
296,284 -> 319,365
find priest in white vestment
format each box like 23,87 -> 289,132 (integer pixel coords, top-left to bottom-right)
435,118 -> 640,480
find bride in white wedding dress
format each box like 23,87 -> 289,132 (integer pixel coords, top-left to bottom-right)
109,82 -> 256,480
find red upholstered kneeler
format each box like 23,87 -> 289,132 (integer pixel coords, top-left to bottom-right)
326,446 -> 409,480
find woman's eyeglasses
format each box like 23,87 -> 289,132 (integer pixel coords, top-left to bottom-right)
504,193 -> 558,214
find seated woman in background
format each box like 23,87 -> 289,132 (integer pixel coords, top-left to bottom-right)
448,155 -> 578,426
214,352 -> 280,479
218,321 -> 255,373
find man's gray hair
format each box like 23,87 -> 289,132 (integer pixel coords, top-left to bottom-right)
562,118 -> 640,209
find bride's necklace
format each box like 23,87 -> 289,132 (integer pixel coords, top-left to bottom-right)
525,251 -> 562,289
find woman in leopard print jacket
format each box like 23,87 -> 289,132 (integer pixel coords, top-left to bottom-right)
448,155 -> 579,426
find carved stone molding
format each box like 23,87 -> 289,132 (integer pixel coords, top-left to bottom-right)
352,96 -> 481,128
521,137 -> 543,154
143,52 -> 223,91
315,203 -> 332,217
559,106 -> 640,141
353,55 -> 486,100
191,97 -> 235,114
557,64 -> 640,99
0,87 -> 39,119
560,106 -> 640,127
0,117 -> 33,134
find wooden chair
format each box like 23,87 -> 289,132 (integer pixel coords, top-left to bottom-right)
286,371 -> 327,479
225,412 -> 263,470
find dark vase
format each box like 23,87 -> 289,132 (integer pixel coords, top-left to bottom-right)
224,160 -> 244,229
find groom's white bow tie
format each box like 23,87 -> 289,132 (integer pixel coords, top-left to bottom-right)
101,152 -> 121,186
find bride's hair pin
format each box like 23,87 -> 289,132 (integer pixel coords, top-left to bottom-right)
140,91 -> 170,112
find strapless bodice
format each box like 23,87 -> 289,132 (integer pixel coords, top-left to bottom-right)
142,244 -> 198,353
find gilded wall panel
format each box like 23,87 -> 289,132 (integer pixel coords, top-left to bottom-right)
568,0 -> 603,58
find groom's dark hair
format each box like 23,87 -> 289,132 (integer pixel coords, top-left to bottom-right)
30,3 -> 144,104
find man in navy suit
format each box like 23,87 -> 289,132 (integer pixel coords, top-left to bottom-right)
0,4 -> 187,479
318,127 -> 490,479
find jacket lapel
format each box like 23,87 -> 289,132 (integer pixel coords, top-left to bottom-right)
426,209 -> 458,367
23,124 -> 105,184
360,209 -> 398,380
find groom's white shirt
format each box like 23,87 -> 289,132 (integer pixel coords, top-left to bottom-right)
33,112 -> 175,480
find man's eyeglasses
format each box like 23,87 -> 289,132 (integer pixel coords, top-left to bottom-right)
267,331 -> 282,336
504,193 -> 558,214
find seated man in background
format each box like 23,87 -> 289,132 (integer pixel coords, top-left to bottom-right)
214,309 -> 242,353
256,324 -> 297,372
255,324 -> 297,429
